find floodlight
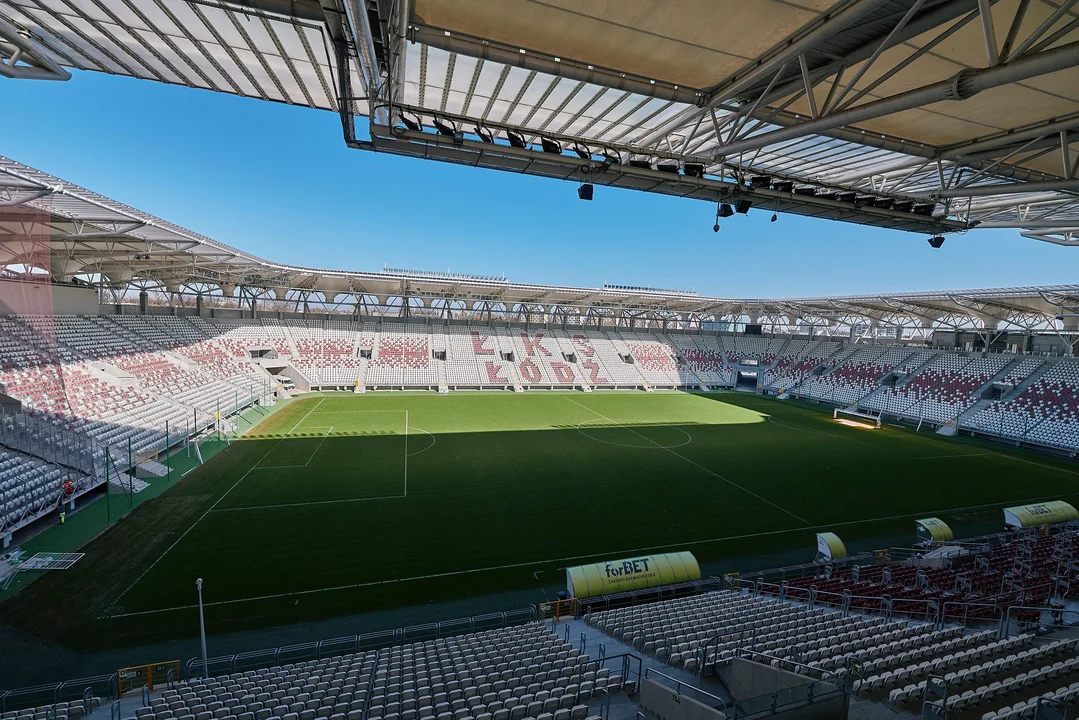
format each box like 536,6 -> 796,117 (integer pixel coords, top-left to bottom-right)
717,203 -> 734,218
772,180 -> 794,193
475,126 -> 494,143
734,199 -> 752,214
683,163 -> 705,178
401,114 -> 422,132
657,161 -> 679,174
749,176 -> 772,188
433,117 -> 456,137
602,149 -> 621,165
628,158 -> 652,170
770,213 -> 778,223
541,137 -> 562,154
928,236 -> 945,248
913,203 -> 936,216
578,183 -> 593,201
507,130 -> 528,148
572,144 -> 591,159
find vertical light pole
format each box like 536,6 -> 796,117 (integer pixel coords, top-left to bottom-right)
196,578 -> 208,678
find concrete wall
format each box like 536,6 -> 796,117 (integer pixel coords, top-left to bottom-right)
728,659 -> 846,720
640,678 -> 728,720
0,278 -> 98,315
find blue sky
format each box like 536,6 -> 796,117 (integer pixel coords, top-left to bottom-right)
1,71 -> 1076,298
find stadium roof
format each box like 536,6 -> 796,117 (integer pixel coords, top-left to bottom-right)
1,0 -> 1077,244
2,154 -> 1077,333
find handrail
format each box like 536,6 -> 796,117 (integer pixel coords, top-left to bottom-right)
579,577 -> 724,616
183,606 -> 537,677
731,647 -> 843,685
1000,605 -> 1078,638
643,667 -> 728,712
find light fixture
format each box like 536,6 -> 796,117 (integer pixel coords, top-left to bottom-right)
577,183 -> 593,201
507,130 -> 528,149
628,158 -> 652,170
770,213 -> 778,223
683,163 -> 705,178
717,203 -> 735,218
657,161 -> 679,174
433,117 -> 456,137
401,114 -> 422,132
475,126 -> 494,143
749,176 -> 772,188
734,199 -> 752,215
772,180 -> 794,193
928,236 -> 945,248
541,137 -> 562,154
602,149 -> 621,165
572,144 -> 591,160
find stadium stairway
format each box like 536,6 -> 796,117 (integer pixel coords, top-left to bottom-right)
437,362 -> 449,395
355,358 -> 368,392
562,617 -> 731,713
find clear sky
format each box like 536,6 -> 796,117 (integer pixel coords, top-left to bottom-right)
1,70 -> 1076,298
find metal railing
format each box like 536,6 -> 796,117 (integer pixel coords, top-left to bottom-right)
0,675 -> 116,713
184,607 -> 536,678
579,577 -> 724,617
643,667 -> 728,713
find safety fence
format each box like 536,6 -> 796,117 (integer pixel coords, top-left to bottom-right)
184,607 -> 537,678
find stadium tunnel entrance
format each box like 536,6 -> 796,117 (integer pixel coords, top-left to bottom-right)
735,371 -> 758,391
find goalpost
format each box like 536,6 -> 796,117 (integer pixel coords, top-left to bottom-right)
833,407 -> 882,429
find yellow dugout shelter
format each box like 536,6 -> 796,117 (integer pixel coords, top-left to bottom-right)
565,551 -> 700,599
1003,501 -> 1079,528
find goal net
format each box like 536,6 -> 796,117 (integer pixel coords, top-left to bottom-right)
833,407 -> 882,429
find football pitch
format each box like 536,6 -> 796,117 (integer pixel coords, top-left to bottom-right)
4,390 -> 1079,652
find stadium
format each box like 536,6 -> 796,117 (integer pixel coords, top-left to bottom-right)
1,2 -> 1079,720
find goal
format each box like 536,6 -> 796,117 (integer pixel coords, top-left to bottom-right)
833,407 -> 882,429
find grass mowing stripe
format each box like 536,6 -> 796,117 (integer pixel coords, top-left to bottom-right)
286,397 -> 325,435
102,410 -> 306,615
8,390 -> 1079,652
564,396 -> 813,526
103,489 -> 1079,619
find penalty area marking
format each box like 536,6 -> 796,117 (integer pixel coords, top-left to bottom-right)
254,427 -> 334,469
216,427 -> 435,511
407,426 -> 436,457
104,489 -> 1079,619
565,397 -> 813,527
575,418 -> 692,449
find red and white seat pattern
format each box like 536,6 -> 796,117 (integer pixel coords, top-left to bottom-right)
290,321 -> 362,386
964,359 -> 1079,450
795,347 -> 913,406
367,324 -> 437,387
762,340 -> 839,391
863,354 -> 1008,424
626,335 -> 685,386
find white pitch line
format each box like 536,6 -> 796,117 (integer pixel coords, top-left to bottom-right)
917,452 -> 991,460
305,426 -> 333,467
211,493 -> 406,512
103,434 -> 292,614
565,397 -> 813,527
286,398 -> 325,436
406,427 -> 436,457
106,490 -> 1079,619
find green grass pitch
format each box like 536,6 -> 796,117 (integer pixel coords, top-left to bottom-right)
3,390 -> 1078,651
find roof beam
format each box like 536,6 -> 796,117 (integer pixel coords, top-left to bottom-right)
410,24 -> 700,105
919,178 -> 1079,198
0,13 -> 70,80
714,40 -> 1079,159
